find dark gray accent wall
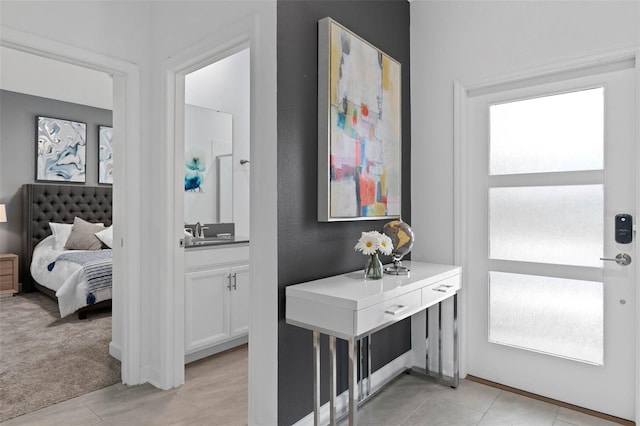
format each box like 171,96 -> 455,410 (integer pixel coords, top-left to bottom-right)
0,89 -> 112,282
277,1 -> 411,424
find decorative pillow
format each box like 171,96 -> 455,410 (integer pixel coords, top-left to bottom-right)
64,217 -> 106,250
49,222 -> 74,251
95,225 -> 114,249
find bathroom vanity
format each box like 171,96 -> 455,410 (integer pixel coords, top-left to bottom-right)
184,239 -> 249,363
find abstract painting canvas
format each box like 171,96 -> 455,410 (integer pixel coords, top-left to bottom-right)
37,116 -> 87,182
98,125 -> 113,184
318,17 -> 402,221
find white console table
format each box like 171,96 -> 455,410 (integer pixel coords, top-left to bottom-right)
286,261 -> 461,425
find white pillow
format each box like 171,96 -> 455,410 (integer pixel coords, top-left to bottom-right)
49,222 -> 74,251
95,225 -> 114,249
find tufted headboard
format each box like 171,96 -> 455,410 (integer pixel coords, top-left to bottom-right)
22,184 -> 112,292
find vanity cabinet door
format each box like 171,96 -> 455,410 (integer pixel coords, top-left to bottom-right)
185,267 -> 231,353
229,264 -> 250,337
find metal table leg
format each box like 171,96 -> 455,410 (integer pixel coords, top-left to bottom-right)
358,338 -> 364,401
329,335 -> 337,425
438,301 -> 443,380
367,335 -> 372,396
313,331 -> 320,426
348,337 -> 358,425
453,293 -> 459,387
419,294 -> 459,388
425,306 -> 429,373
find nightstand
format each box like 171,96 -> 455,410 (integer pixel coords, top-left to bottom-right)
0,254 -> 18,295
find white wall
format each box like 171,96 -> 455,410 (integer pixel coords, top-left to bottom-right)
185,48 -> 251,237
0,46 -> 113,109
410,0 -> 640,265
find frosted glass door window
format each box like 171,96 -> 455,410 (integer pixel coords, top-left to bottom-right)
487,87 -> 606,363
489,272 -> 603,365
467,67 -> 635,415
489,185 -> 603,267
490,88 -> 603,175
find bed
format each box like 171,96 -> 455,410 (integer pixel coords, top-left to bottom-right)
22,184 -> 113,319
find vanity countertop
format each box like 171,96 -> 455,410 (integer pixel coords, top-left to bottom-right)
185,236 -> 249,250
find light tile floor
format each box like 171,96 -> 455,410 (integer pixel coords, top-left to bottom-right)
340,374 -> 623,426
1,345 -> 624,426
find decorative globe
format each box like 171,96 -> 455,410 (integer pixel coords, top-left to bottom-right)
382,220 -> 415,274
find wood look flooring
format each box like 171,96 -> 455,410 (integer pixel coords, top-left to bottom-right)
2,344 -> 625,425
1,345 -> 248,426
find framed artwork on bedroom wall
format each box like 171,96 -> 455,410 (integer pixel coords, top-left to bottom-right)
98,125 -> 113,185
36,116 -> 87,183
317,17 -> 402,222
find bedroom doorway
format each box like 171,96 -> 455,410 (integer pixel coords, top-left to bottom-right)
0,47 -> 122,421
1,26 -> 143,417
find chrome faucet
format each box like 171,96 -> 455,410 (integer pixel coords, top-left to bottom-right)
194,222 -> 209,239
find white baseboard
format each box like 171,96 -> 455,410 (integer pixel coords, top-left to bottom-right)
185,335 -> 248,364
109,341 -> 122,361
143,365 -> 165,389
294,351 -> 413,426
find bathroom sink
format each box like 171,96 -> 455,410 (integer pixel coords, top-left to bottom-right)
196,235 -> 233,242
186,236 -> 235,247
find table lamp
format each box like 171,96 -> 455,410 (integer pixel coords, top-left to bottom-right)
0,204 -> 6,223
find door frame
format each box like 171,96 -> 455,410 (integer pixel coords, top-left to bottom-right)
0,27 -> 143,384
162,14 -> 278,424
453,47 -> 640,421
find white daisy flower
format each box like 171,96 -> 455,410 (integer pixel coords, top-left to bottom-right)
354,231 -> 382,255
379,234 -> 394,256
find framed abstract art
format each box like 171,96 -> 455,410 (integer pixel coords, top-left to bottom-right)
36,116 -> 87,183
98,125 -> 113,185
317,17 -> 402,222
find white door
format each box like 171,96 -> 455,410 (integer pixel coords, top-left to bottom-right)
464,66 -> 636,419
230,264 -> 250,337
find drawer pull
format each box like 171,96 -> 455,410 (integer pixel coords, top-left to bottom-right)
385,304 -> 408,316
434,284 -> 454,292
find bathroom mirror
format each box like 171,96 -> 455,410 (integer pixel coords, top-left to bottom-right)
184,105 -> 233,224
217,154 -> 233,222
183,47 -> 250,238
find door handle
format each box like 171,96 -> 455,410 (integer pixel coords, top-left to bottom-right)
232,272 -> 237,290
227,274 -> 232,291
600,253 -> 632,266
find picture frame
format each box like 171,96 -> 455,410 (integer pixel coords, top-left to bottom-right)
317,17 -> 402,222
36,116 -> 87,183
98,125 -> 113,185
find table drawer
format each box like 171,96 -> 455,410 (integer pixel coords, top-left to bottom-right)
356,289 -> 422,336
422,274 -> 460,307
0,260 -> 13,276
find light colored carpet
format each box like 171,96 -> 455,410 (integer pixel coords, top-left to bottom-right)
0,292 -> 120,422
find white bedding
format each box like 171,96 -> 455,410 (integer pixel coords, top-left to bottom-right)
30,235 -> 112,318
